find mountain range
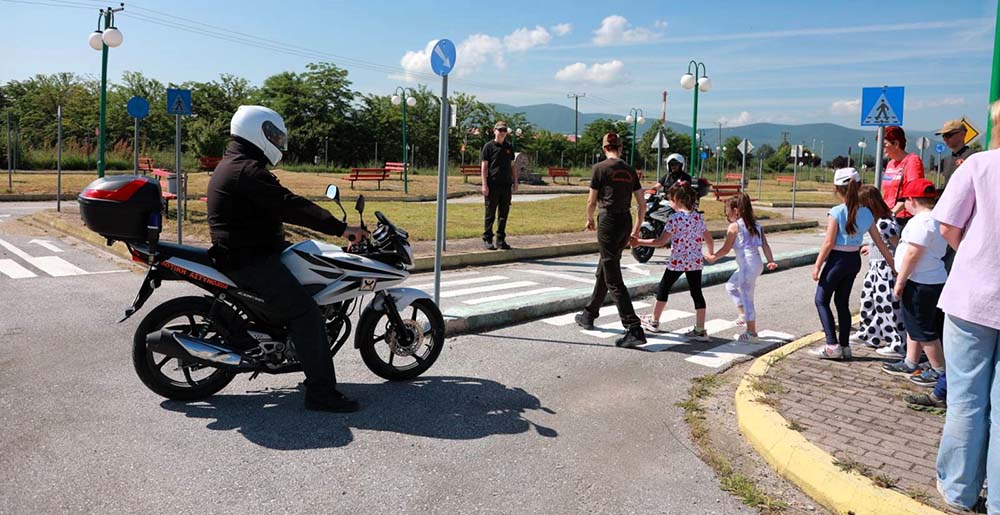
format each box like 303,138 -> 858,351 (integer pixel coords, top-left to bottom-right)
492,103 -> 945,160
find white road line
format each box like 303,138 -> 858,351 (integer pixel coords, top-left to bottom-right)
675,318 -> 738,336
685,330 -> 795,368
0,259 -> 37,279
462,287 -> 564,305
582,309 -> 696,341
0,238 -> 88,277
581,321 -> 625,339
439,280 -> 538,299
542,301 -> 652,326
520,269 -> 596,285
29,239 -> 63,253
411,274 -> 504,290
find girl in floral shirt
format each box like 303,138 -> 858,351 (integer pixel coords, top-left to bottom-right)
634,182 -> 715,341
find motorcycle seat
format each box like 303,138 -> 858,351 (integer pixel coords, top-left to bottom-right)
157,242 -> 215,267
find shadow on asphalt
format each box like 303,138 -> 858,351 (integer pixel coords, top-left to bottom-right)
159,376 -> 557,450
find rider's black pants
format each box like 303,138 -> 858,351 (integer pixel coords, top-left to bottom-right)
584,211 -> 640,329
224,252 -> 337,395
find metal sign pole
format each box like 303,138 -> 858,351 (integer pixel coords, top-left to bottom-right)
792,146 -> 799,221
133,116 -> 139,175
874,126 -> 885,191
5,111 -> 10,191
740,147 -> 747,187
176,114 -> 183,244
57,106 -> 63,212
655,127 -> 663,180
757,157 -> 763,201
937,153 -> 943,187
433,75 -> 450,306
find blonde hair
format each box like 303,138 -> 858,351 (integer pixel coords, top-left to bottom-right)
991,100 -> 1000,150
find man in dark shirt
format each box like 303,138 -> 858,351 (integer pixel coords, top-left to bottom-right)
574,133 -> 647,348
480,121 -> 518,250
207,105 -> 366,413
935,119 -> 977,188
653,153 -> 692,193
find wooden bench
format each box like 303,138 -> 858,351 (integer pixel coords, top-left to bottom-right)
384,162 -> 406,179
347,168 -> 389,189
776,175 -> 795,185
199,156 -> 222,171
151,169 -> 179,211
713,184 -> 743,201
724,173 -> 743,182
460,165 -> 481,183
547,167 -> 570,184
138,156 -> 155,175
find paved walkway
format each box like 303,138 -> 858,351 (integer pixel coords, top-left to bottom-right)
767,343 -> 951,512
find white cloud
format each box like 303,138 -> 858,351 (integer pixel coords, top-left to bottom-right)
457,34 -> 505,76
399,40 -> 436,80
830,99 -> 861,115
554,60 -> 626,85
718,111 -> 754,126
593,15 -> 660,46
504,26 -> 552,52
906,96 -> 966,110
551,23 -> 572,36
654,20 -> 668,30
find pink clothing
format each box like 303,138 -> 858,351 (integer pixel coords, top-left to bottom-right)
882,153 -> 925,219
932,149 -> 1000,330
664,210 -> 706,271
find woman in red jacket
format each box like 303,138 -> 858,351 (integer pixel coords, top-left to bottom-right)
881,125 -> 926,228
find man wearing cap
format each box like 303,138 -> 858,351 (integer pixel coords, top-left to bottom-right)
935,119 -> 977,188
480,121 -> 517,250
574,132 -> 647,348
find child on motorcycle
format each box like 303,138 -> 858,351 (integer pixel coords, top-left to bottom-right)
705,194 -> 778,343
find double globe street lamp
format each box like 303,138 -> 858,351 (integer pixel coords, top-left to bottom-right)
391,87 -> 418,193
88,4 -> 124,178
680,61 -> 711,177
624,108 -> 645,166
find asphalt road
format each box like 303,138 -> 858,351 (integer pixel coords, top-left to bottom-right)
0,211 -> 861,515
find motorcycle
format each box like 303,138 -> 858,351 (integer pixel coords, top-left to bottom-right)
78,177 -> 444,401
631,187 -> 673,264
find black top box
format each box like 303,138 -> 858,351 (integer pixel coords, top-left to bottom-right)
78,175 -> 163,243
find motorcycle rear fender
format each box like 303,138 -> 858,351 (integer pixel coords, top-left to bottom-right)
371,287 -> 432,313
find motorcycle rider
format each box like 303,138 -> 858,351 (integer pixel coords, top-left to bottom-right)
652,153 -> 692,192
207,105 -> 367,413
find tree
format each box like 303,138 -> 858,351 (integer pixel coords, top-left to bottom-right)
756,143 -> 776,160
579,118 -> 632,166
636,120 -> 692,175
765,141 -> 791,174
830,155 -> 849,169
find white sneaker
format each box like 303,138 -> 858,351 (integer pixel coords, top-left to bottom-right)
849,332 -> 864,343
876,346 -> 904,359
734,315 -> 746,327
733,332 -> 758,343
810,345 -> 843,360
639,314 -> 663,333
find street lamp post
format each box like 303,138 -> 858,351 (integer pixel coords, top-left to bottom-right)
89,3 -> 124,178
680,60 -> 711,177
391,87 -> 417,194
722,146 -> 727,178
715,145 -> 721,182
624,108 -> 645,166
510,127 -> 523,151
857,139 -> 867,182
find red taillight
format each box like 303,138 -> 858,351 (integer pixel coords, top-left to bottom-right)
81,179 -> 148,201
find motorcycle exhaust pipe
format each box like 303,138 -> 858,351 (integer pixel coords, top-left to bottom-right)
146,330 -> 249,369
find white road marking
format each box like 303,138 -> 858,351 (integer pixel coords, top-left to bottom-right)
29,239 -> 63,253
542,302 -> 652,326
0,259 -> 36,279
462,287 -> 564,305
581,309 -> 695,339
581,321 -> 625,339
0,238 -> 93,278
411,274 -> 503,290
439,280 -> 538,299
685,330 -> 795,368
520,269 -> 596,285
675,318 -> 738,337
624,264 -> 650,276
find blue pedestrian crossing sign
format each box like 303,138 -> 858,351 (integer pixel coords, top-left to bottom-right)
430,39 -> 456,77
166,88 -> 192,116
935,142 -> 947,154
860,86 -> 904,126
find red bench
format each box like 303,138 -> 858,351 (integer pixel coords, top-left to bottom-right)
547,167 -> 570,184
776,175 -> 795,185
347,168 -> 389,189
724,173 -> 742,182
713,184 -> 743,201
151,169 -> 179,211
138,156 -> 155,175
199,156 -> 222,172
384,162 -> 406,179
460,165 -> 481,183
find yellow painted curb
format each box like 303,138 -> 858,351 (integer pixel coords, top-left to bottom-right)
735,319 -> 945,515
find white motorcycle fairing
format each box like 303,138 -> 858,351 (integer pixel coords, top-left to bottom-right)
371,287 -> 433,313
281,240 -> 408,306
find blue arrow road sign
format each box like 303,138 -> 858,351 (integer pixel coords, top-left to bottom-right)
860,86 -> 904,126
166,88 -> 192,116
430,39 -> 456,77
127,96 -> 149,119
935,142 -> 947,154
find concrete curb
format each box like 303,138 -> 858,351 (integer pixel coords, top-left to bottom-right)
734,322 -> 945,515
0,194 -> 79,202
442,248 -> 819,336
411,220 -> 818,273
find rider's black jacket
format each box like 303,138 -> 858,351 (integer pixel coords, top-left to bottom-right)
207,137 -> 346,268
658,170 -> 693,189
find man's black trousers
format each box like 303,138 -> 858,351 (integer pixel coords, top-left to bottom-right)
483,180 -> 512,243
584,211 -> 640,328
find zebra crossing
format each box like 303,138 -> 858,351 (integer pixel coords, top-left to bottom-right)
414,271 -> 575,306
0,237 -> 127,280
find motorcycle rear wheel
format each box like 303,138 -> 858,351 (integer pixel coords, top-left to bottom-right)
631,226 -> 657,263
356,298 -> 445,381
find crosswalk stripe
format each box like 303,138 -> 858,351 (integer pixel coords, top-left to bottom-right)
581,309 -> 696,339
676,318 -> 738,336
0,238 -> 88,277
439,280 -> 538,299
462,287 -> 564,305
0,258 -> 37,279
542,302 -> 652,326
685,330 -> 795,368
411,274 -> 504,290
520,269 -> 596,285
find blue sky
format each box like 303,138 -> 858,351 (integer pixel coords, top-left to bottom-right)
4,0 -> 997,132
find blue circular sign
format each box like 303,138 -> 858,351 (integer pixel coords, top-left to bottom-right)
700,151 -> 708,160
430,39 -> 456,77
934,142 -> 947,154
127,96 -> 149,119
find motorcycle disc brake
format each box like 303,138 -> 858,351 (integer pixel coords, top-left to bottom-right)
386,319 -> 424,357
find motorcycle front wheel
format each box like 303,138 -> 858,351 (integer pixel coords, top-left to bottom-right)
356,298 -> 445,381
631,226 -> 657,263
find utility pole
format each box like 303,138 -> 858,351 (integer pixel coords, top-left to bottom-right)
568,92 -> 585,159
781,131 -> 790,145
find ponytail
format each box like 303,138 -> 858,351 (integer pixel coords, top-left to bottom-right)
837,180 -> 862,235
726,194 -> 759,238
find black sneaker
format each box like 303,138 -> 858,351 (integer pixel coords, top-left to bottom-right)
496,240 -> 512,250
483,240 -> 496,251
615,326 -> 647,348
304,390 -> 361,413
574,312 -> 595,330
906,392 -> 946,408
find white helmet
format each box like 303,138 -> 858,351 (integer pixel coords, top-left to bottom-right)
230,105 -> 288,165
665,153 -> 686,171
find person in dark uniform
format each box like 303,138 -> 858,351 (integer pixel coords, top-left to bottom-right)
207,105 -> 366,413
651,153 -> 692,193
935,119 -> 977,188
480,121 -> 518,250
574,133 -> 647,348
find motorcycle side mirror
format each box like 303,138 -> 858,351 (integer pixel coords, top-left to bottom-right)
355,195 -> 365,214
325,184 -> 340,202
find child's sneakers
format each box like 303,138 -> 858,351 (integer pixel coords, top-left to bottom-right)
734,315 -> 746,327
811,344 -> 844,360
733,331 -> 758,343
875,346 -> 905,359
639,314 -> 663,333
683,328 -> 710,342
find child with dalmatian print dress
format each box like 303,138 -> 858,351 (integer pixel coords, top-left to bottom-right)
853,185 -> 905,357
